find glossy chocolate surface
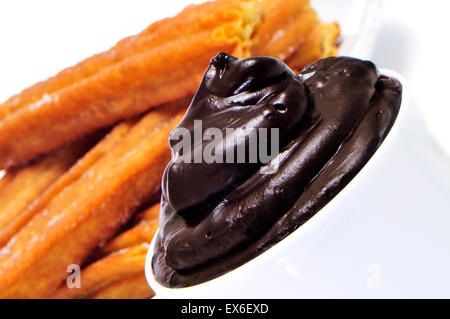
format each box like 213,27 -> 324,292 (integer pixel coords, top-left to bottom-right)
152,53 -> 402,287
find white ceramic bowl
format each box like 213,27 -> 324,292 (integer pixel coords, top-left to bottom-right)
145,69 -> 450,298
145,0 -> 450,298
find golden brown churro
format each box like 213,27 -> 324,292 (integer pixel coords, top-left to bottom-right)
0,0 -> 260,169
0,98 -> 188,298
0,0 -> 341,298
0,136 -> 100,247
286,21 -> 340,72
51,244 -> 150,299
98,203 -> 160,256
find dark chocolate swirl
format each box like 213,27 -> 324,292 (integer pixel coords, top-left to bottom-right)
152,53 -> 402,288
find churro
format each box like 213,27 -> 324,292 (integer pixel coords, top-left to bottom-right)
0,98 -> 188,298
52,204 -> 159,299
90,273 -> 153,299
252,0 -> 339,71
286,21 -> 340,72
0,136 -> 100,247
98,203 -> 159,256
0,0 -> 260,169
0,0 -> 342,298
51,244 -> 150,299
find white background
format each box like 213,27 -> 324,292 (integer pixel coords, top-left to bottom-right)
0,0 -> 449,154
0,0 -> 449,298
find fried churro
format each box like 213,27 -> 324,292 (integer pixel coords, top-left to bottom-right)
0,0 -> 260,169
51,204 -> 160,299
0,97 -> 188,298
51,244 -> 150,299
286,22 -> 340,72
0,136 -> 100,248
90,273 -> 153,299
98,203 -> 159,256
252,0 -> 339,71
0,0 -> 342,298
0,0 -> 340,170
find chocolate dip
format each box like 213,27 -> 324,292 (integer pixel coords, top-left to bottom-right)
152,53 -> 402,288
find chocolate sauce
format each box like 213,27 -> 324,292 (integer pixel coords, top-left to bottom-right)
152,53 -> 402,288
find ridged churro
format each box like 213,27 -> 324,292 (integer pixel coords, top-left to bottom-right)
0,136 -> 100,247
0,0 -> 260,169
98,203 -> 159,257
51,244 -> 150,299
0,98 -> 188,298
252,0 -> 339,71
286,21 -> 340,72
51,203 -> 159,299
0,0 -> 339,170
